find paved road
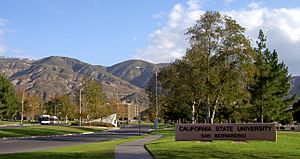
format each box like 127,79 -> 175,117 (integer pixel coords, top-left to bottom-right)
0,125 -> 152,154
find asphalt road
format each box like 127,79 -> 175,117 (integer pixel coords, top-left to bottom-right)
0,125 -> 152,154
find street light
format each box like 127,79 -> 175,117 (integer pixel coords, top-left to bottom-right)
79,87 -> 83,127
137,103 -> 141,136
136,66 -> 159,132
135,67 -> 142,135
21,92 -> 25,125
154,69 -> 158,132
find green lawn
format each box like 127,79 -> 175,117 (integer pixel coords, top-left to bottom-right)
0,136 -> 142,159
0,125 -> 104,138
0,121 -> 32,125
147,130 -> 300,159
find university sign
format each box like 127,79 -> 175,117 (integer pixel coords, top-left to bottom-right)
175,123 -> 276,141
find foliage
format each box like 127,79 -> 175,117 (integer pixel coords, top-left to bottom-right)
81,78 -> 108,120
152,11 -> 256,124
45,95 -> 76,122
109,99 -> 126,120
249,29 -> 292,123
24,95 -> 41,121
146,74 -> 158,122
0,74 -> 18,120
58,95 -> 76,121
45,97 -> 59,116
293,99 -> 300,123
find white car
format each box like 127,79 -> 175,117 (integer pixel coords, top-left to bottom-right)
50,116 -> 59,124
39,115 -> 51,125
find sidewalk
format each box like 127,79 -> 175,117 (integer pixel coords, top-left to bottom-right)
115,135 -> 163,159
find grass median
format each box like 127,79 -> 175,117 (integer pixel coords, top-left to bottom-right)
0,136 -> 142,159
147,129 -> 300,159
0,121 -> 32,125
0,125 -> 105,138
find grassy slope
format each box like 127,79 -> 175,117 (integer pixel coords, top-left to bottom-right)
147,130 -> 300,159
0,126 -> 104,138
0,136 -> 142,159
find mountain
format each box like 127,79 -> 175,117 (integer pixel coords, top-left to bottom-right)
107,59 -> 169,88
0,57 -> 33,77
120,92 -> 149,111
1,56 -> 144,101
1,56 -> 299,105
289,76 -> 300,98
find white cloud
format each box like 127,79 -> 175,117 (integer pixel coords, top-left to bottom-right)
136,1 -> 300,75
136,1 -> 203,63
226,7 -> 300,75
187,0 -> 203,11
247,1 -> 263,9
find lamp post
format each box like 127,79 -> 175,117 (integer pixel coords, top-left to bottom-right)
136,66 -> 159,132
135,67 -> 142,135
137,104 -> 141,136
155,69 -> 158,132
79,87 -> 83,127
21,92 -> 25,125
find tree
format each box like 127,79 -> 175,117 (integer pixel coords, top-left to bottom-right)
57,95 -> 76,122
293,99 -> 300,123
24,95 -> 41,121
45,98 -> 56,116
45,95 -> 76,122
82,78 -> 107,120
186,11 -> 255,123
153,11 -> 255,124
156,59 -> 200,123
0,74 -> 18,120
249,29 -> 292,123
110,99 -> 126,120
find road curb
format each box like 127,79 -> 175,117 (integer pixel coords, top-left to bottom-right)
0,132 -> 95,141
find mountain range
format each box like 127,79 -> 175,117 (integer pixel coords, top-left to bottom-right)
0,56 -> 299,105
0,56 -> 165,106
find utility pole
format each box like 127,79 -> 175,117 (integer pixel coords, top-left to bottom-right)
136,66 -> 159,132
79,88 -> 83,127
136,100 -> 141,136
21,92 -> 25,125
155,70 -> 158,132
55,105 -> 57,117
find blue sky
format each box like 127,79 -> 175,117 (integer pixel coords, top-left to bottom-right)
1,0 -> 300,75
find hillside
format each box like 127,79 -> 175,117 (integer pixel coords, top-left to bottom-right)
107,59 -> 169,88
1,56 -> 144,101
290,76 -> 300,97
1,56 -> 299,104
0,57 -> 33,77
